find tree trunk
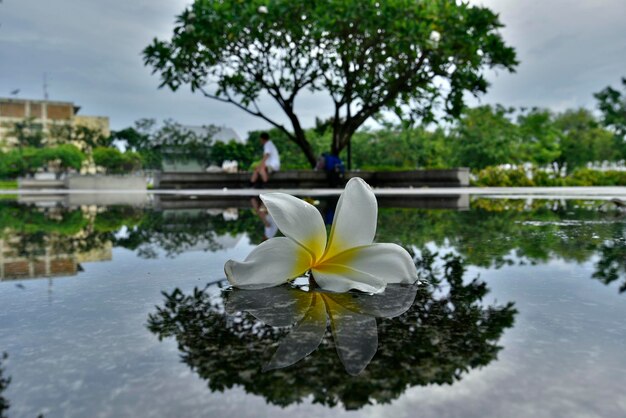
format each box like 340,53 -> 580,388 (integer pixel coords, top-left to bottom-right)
331,130 -> 349,156
293,131 -> 317,168
284,108 -> 317,168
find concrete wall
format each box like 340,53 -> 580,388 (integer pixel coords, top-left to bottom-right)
65,175 -> 147,190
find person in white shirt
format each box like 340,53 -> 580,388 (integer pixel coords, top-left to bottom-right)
250,197 -> 278,240
250,132 -> 280,187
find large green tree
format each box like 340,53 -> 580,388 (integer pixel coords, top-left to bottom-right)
553,109 -> 619,173
517,108 -> 561,169
449,105 -> 521,169
144,0 -> 517,167
112,119 -> 220,170
594,77 -> 626,159
594,77 -> 626,141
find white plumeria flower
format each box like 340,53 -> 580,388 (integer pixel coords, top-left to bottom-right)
224,177 -> 418,293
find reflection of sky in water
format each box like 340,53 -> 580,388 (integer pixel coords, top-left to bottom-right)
0,201 -> 625,417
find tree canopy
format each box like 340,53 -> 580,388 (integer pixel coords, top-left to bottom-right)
144,0 -> 517,166
595,77 -> 626,141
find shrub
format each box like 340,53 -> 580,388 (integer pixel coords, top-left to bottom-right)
473,165 -> 626,187
0,150 -> 26,178
43,144 -> 86,172
93,147 -> 143,174
566,168 -> 626,186
472,166 -> 531,187
0,145 -> 87,178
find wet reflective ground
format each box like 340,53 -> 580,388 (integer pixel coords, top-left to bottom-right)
0,195 -> 625,417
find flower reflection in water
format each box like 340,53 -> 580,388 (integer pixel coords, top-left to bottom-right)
225,283 -> 418,375
148,253 -> 517,410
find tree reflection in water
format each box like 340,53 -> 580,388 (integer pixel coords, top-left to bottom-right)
147,253 -> 517,410
1,199 -> 625,292
593,229 -> 626,293
0,353 -> 10,418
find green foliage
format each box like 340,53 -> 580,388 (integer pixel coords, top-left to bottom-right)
593,228 -> 626,293
594,77 -> 626,142
144,0 -> 517,165
0,203 -> 88,237
42,144 -> 86,171
0,146 -> 86,178
351,126 -> 452,169
473,166 -> 626,187
0,149 -> 29,178
553,109 -> 620,173
517,108 -> 561,166
93,147 -> 142,174
113,208 -> 266,258
210,139 -> 258,169
9,117 -> 45,148
48,124 -> 112,150
472,166 -> 534,187
566,168 -> 626,186
6,119 -> 111,153
376,200 -> 625,271
112,119 -> 221,170
0,181 -> 17,190
449,105 -> 522,170
94,206 -> 144,233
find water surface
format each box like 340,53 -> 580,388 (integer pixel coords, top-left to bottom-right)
0,194 -> 625,417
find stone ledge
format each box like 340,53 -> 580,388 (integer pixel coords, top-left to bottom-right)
157,168 -> 469,189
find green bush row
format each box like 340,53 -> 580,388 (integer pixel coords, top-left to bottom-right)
0,146 -> 145,179
92,147 -> 143,174
0,145 -> 85,179
473,166 -> 626,187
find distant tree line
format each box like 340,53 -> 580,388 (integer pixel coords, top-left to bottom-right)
4,78 -> 623,184
111,118 -> 260,171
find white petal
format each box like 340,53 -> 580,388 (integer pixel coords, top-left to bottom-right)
324,243 -> 418,284
263,293 -> 327,371
325,296 -> 378,376
224,237 -> 312,289
325,283 -> 418,318
311,243 -> 418,293
260,192 -> 327,261
323,177 -> 377,261
224,287 -> 310,327
311,266 -> 387,294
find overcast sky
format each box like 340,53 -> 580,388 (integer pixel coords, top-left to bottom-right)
1,0 -> 625,136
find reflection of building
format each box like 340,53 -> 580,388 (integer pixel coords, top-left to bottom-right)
0,97 -> 109,149
0,238 -> 112,281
